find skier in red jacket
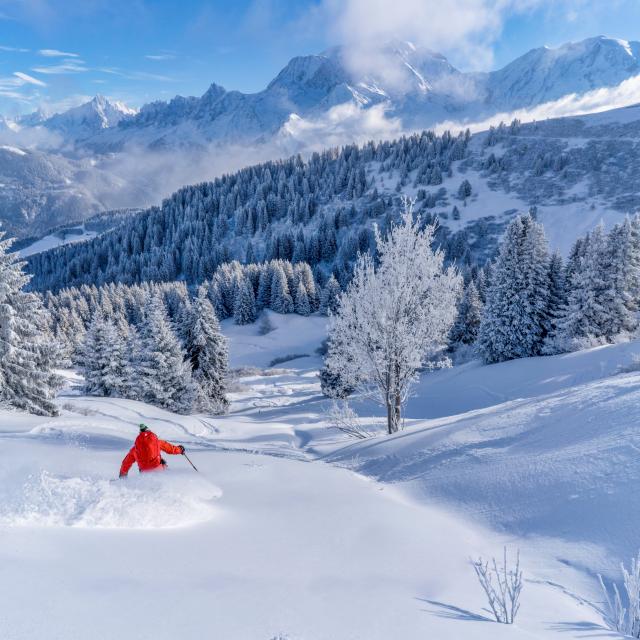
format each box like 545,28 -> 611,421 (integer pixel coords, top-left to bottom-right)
119,423 -> 185,477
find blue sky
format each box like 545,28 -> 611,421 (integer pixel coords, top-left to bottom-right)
0,0 -> 640,116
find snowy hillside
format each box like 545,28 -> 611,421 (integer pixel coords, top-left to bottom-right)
4,35 -> 640,239
1,312 -> 638,638
27,101 -> 640,291
0,145 -> 130,238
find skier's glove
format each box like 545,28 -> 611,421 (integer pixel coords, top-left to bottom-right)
178,445 -> 185,454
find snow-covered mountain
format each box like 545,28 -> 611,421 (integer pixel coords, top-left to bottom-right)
40,95 -> 137,142
483,36 -> 640,110
8,35 -> 637,153
72,36 -> 640,150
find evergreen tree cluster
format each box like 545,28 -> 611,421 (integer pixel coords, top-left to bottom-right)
27,129 -> 471,292
472,214 -> 640,364
45,258 -> 331,358
78,287 -> 229,415
44,258 -> 333,414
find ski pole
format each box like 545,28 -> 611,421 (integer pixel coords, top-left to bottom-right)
183,451 -> 199,472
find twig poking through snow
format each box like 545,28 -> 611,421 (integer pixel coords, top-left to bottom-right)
472,547 -> 523,624
599,550 -> 640,637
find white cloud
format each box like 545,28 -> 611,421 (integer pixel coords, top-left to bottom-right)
145,54 -> 176,61
0,45 -> 29,52
277,102 -> 403,153
38,49 -> 79,57
13,71 -> 46,87
98,67 -> 173,82
32,59 -> 87,74
432,73 -> 640,135
317,0 -> 545,85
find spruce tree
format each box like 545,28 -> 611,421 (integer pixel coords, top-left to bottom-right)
541,251 -> 566,352
558,224 -> 613,345
136,296 -> 197,414
478,214 -> 551,363
320,275 -> 341,315
82,314 -> 129,397
233,278 -> 257,325
449,280 -> 483,346
603,218 -> 639,336
186,287 -> 229,414
270,266 -> 294,313
0,233 -> 62,415
294,280 -> 311,316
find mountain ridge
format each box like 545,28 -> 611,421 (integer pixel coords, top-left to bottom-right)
8,35 -> 640,152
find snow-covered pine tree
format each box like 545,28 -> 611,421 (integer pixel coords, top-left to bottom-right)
326,202 -> 460,434
256,264 -> 273,311
185,287 -> 229,414
449,280 -> 483,346
541,250 -> 566,353
320,275 -> 341,315
123,323 -> 143,400
0,233 -> 62,415
270,265 -> 294,314
82,313 -> 129,397
478,214 -> 551,363
233,278 -> 257,325
458,179 -> 472,200
557,223 -> 614,347
294,280 -> 311,316
136,296 -> 197,414
602,217 -> 640,337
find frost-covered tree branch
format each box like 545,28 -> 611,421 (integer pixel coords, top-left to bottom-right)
325,201 -> 461,434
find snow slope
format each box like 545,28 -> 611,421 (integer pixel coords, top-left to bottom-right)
1,313 -> 640,638
18,228 -> 97,257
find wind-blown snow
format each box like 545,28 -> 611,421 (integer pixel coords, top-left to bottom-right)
0,471 -> 221,529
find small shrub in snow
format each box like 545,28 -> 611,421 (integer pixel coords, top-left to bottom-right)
599,550 -> 640,637
268,354 -> 309,367
60,403 -> 98,416
257,314 -> 275,335
472,547 -> 523,624
230,366 -> 289,378
327,400 -> 371,439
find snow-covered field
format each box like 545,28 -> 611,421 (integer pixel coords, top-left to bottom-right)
1,313 -> 637,639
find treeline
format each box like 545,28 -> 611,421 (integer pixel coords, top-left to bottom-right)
48,258 -> 336,414
46,258 -> 336,355
27,128 -> 471,292
448,213 -> 640,362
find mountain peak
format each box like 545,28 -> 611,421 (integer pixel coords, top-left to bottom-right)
40,95 -> 137,141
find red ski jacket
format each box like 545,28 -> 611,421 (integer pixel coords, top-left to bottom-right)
119,430 -> 183,476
